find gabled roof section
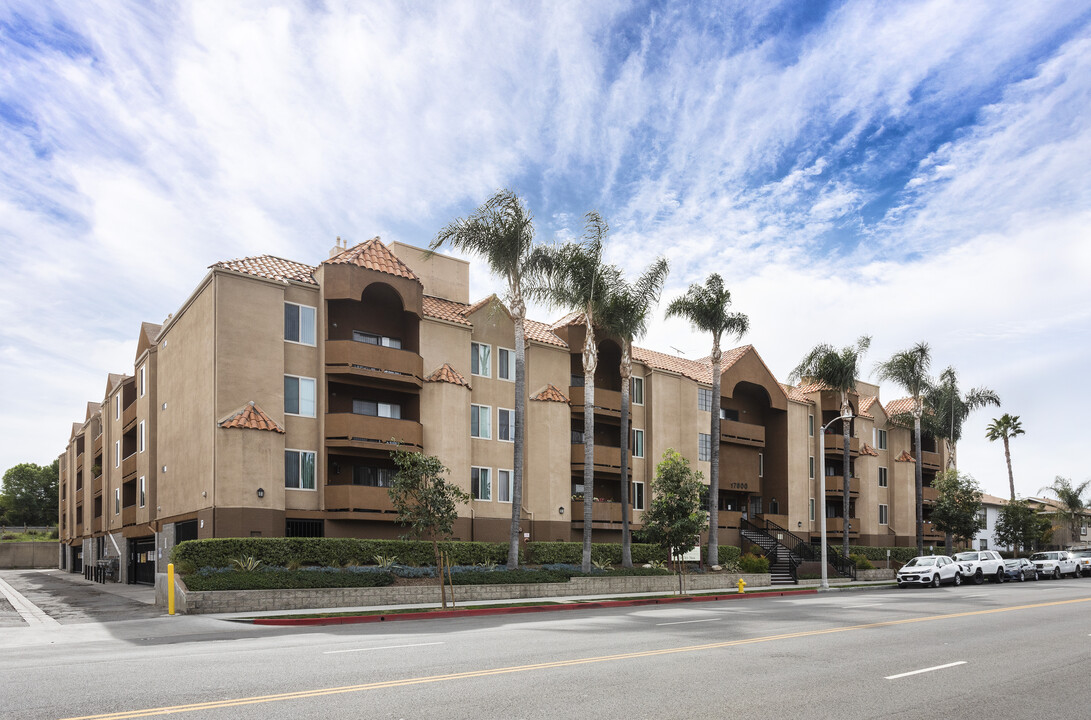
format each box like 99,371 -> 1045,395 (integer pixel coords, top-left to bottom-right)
425,363 -> 470,388
531,384 -> 570,403
525,318 -> 568,348
465,293 -> 502,317
104,373 -> 130,397
211,255 -> 318,285
85,402 -> 101,421
780,383 -> 815,405
550,310 -> 585,330
71,422 -> 84,439
894,450 -> 915,463
632,346 -> 712,383
323,236 -> 419,281
860,443 -> 879,457
218,402 -> 285,433
135,321 -> 163,361
858,395 -> 880,419
885,397 -> 916,418
423,295 -> 473,326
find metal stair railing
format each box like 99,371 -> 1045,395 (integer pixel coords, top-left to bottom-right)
741,519 -> 798,583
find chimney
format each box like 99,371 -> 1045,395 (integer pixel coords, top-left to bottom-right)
329,236 -> 345,258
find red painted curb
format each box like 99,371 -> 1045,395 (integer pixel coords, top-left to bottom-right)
251,587 -> 818,626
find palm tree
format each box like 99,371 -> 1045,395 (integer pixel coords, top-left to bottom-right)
875,342 -> 933,555
530,212 -> 621,573
1039,476 -> 1090,545
665,274 -> 749,567
985,414 -> 1025,501
431,190 -> 542,569
599,258 -> 669,567
789,336 -> 871,560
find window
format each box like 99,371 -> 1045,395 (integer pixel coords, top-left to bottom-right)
352,330 -> 401,348
498,348 -> 514,381
284,302 -> 316,345
809,414 -> 814,437
720,408 -> 739,421
633,429 -> 644,458
471,467 -> 491,500
758,452 -> 764,478
284,450 -> 317,490
352,466 -> 394,487
979,538 -> 988,550
114,441 -> 120,468
498,469 -> 513,503
698,433 -> 711,462
284,375 -> 316,417
809,456 -> 815,479
809,498 -> 815,521
749,496 -> 763,517
632,377 -> 644,405
138,421 -> 145,453
697,387 -> 713,412
352,400 -> 401,418
139,476 -> 145,508
632,481 -> 645,511
875,428 -> 888,450
139,365 -> 146,397
114,488 -> 120,515
471,405 -> 491,439
878,466 -> 888,487
497,408 -> 514,442
115,394 -> 120,420
471,342 -> 491,377
286,519 -> 324,537
879,504 -> 888,525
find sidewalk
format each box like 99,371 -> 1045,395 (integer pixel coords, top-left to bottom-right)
34,568 -> 156,605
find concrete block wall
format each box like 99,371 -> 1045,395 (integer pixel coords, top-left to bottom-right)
0,542 -> 61,569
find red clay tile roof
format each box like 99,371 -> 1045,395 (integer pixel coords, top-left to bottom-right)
465,294 -> 499,316
860,443 -> 879,457
885,397 -> 916,418
423,295 -> 473,326
894,450 -> 915,463
531,384 -> 570,403
425,363 -> 470,388
780,383 -> 815,404
631,344 -> 750,384
859,395 -> 879,416
550,310 -> 585,330
211,255 -> 318,285
323,236 -> 419,281
218,402 -> 285,433
524,318 -> 568,347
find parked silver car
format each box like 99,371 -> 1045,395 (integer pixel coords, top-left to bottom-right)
1002,558 -> 1038,582
897,555 -> 963,588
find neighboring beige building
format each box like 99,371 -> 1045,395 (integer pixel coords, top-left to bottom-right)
57,237 -> 948,583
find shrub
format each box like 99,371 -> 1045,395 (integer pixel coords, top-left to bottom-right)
738,553 -> 770,574
845,545 -> 919,564
703,545 -> 742,567
183,568 -> 395,591
850,554 -> 875,570
171,538 -> 511,570
525,541 -> 670,565
449,568 -> 572,585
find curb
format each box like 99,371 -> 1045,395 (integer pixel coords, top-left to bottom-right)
249,587 -> 819,626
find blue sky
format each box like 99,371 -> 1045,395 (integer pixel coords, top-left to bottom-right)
2,1 -> 1090,501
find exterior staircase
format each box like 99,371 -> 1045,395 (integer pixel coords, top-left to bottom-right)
740,526 -> 797,585
740,518 -> 858,585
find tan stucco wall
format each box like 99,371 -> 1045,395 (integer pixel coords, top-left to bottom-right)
390,241 -> 469,304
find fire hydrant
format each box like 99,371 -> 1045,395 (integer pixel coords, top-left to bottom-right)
737,578 -> 747,594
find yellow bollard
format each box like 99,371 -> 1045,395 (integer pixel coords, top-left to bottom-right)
737,578 -> 746,594
167,563 -> 175,616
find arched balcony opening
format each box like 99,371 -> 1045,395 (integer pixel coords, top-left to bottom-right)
327,282 -> 420,353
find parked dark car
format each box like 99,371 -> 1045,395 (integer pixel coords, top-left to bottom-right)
1002,558 -> 1038,582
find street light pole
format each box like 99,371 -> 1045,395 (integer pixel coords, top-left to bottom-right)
819,411 -> 854,591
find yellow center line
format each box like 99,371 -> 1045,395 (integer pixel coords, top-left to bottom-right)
60,596 -> 1091,720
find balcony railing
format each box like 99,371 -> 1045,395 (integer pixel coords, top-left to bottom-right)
568,387 -> 622,417
325,484 -> 397,514
75,452 -> 85,472
823,435 -> 860,456
325,340 -> 423,387
922,486 -> 939,504
824,477 -> 861,495
93,434 -> 103,455
920,450 -> 942,470
568,501 -> 642,527
824,518 -> 859,535
325,413 -> 423,452
922,522 -> 945,541
720,419 -> 765,447
122,506 -> 136,526
570,444 -> 629,474
122,453 -> 137,479
122,401 -> 137,430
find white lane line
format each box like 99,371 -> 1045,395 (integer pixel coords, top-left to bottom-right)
961,594 -> 987,599
885,661 -> 967,680
840,603 -> 885,609
0,575 -> 60,627
323,641 -> 445,655
656,618 -> 720,626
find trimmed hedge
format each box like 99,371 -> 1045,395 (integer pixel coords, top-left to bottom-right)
171,538 -> 511,570
183,569 -> 396,591
526,541 -> 742,566
846,545 -> 923,564
449,569 -> 573,585
704,545 -> 742,567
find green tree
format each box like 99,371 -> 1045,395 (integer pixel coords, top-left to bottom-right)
431,190 -> 544,569
599,257 -> 669,567
529,212 -> 621,573
875,342 -> 933,555
930,469 -> 984,548
665,274 -> 749,567
1039,476 -> 1090,546
993,500 -> 1041,557
985,414 -> 1025,501
1,460 -> 59,527
642,449 -> 708,594
387,449 -> 471,608
789,336 -> 871,560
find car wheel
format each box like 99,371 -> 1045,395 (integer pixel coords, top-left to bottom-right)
1034,570 -> 1040,581
932,574 -> 941,588
1053,568 -> 1060,580
974,569 -> 984,585
953,572 -> 962,586
1018,572 -> 1025,582
995,569 -> 1004,583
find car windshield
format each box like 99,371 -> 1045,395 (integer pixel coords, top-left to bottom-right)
954,553 -> 978,561
904,557 -> 935,567
1077,551 -> 1091,558
1004,560 -> 1022,567
1030,553 -> 1052,561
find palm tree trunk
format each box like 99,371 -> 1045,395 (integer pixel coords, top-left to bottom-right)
619,341 -> 632,568
582,317 -> 597,574
841,392 -> 851,560
507,305 -> 527,569
708,338 -> 722,568
1003,437 -> 1015,501
914,413 -> 924,556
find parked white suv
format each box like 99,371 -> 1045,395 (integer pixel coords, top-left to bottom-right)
1030,551 -> 1078,579
1071,549 -> 1091,578
897,555 -> 963,588
953,550 -> 1006,584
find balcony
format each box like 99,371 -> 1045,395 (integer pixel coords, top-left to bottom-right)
922,522 -> 945,541
920,450 -> 942,471
720,419 -> 765,448
824,518 -> 859,536
568,387 -> 623,418
93,434 -> 103,455
121,453 -> 137,479
75,452 -> 84,473
922,486 -> 939,504
325,413 -> 423,452
568,500 -> 642,529
570,444 -> 630,475
122,506 -> 136,526
824,477 -> 861,496
325,484 -> 397,514
823,435 -> 860,457
325,340 -> 423,388
122,401 -> 137,430
93,477 -> 102,496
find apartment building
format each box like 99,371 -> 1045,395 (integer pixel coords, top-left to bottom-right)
58,237 -> 947,583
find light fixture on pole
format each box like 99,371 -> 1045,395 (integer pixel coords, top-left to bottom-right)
818,410 -> 854,591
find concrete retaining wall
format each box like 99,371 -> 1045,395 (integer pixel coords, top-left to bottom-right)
165,572 -> 772,614
0,542 -> 59,569
856,569 -> 896,581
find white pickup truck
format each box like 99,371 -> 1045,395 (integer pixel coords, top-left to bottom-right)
1030,550 -> 1079,579
952,550 -> 1006,584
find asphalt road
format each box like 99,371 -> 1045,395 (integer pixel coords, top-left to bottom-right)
2,574 -> 1089,720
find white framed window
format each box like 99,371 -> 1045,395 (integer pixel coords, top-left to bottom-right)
138,421 -> 145,453
284,302 -> 317,345
114,440 -> 120,468
633,429 -> 644,458
698,433 -> 711,462
498,469 -> 513,503
498,347 -> 514,381
979,538 -> 988,550
115,394 -> 120,420
809,414 -> 814,437
139,365 -> 146,398
809,456 -> 815,479
471,342 -> 491,377
470,404 -> 491,439
285,449 -> 317,490
632,377 -> 644,405
632,481 -> 645,511
353,330 -> 401,348
498,408 -> 514,442
875,428 -> 888,450
758,452 -> 764,478
697,387 -> 713,412
809,498 -> 815,522
878,466 -> 888,487
352,400 -> 401,419
878,504 -> 889,525
139,476 -> 146,508
471,466 -> 491,500
284,375 -> 316,417
114,488 -> 120,515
